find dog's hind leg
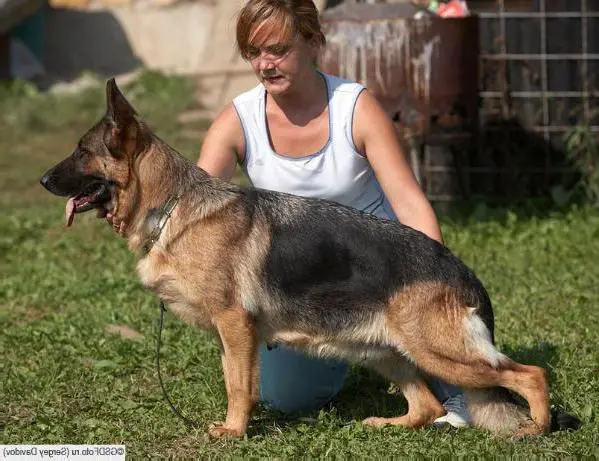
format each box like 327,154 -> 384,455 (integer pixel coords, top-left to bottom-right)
362,355 -> 445,429
385,283 -> 550,436
210,305 -> 259,438
412,351 -> 549,436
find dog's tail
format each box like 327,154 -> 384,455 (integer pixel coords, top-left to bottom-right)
464,387 -> 530,434
464,388 -> 582,435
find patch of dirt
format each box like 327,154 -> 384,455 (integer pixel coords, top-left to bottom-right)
7,305 -> 55,326
177,109 -> 214,124
105,323 -> 144,340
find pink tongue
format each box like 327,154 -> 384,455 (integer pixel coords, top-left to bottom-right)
65,198 -> 75,227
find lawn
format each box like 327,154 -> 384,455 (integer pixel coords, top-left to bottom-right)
1,72 -> 598,458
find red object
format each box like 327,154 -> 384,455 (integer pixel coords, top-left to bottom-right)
437,1 -> 469,18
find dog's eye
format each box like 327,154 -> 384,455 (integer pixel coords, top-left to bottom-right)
75,149 -> 90,165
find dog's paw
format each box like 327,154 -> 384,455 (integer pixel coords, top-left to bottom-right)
511,423 -> 547,439
208,422 -> 245,438
362,417 -> 389,428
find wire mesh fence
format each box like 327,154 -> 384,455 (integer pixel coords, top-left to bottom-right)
460,0 -> 597,202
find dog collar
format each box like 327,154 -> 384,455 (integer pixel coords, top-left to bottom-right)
142,194 -> 180,255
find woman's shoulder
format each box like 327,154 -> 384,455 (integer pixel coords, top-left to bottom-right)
322,72 -> 365,95
233,82 -> 265,106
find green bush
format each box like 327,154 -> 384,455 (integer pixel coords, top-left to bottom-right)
565,117 -> 599,207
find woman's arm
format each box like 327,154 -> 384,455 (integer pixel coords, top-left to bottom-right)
197,103 -> 245,181
352,90 -> 444,244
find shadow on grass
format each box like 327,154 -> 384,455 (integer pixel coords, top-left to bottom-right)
329,366 -> 407,421
244,365 -> 402,437
432,116 -> 590,225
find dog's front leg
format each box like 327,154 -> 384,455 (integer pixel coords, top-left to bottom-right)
210,305 -> 259,438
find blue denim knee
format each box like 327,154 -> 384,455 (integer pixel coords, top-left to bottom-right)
259,344 -> 348,414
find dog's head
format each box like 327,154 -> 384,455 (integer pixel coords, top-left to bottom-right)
40,78 -> 150,226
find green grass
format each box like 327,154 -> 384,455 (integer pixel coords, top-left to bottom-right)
1,72 -> 598,458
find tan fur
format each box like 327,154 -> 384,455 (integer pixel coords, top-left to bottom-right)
385,282 -> 472,363
265,310 -> 393,362
363,356 -> 445,428
465,388 -> 529,434
136,204 -> 264,322
130,184 -> 268,435
209,305 -> 259,437
383,281 -> 551,436
231,218 -> 273,318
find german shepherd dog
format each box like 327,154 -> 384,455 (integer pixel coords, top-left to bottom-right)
40,79 -> 558,438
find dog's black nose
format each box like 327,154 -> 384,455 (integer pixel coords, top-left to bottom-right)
40,173 -> 51,190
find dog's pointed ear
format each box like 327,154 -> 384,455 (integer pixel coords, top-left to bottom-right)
104,78 -> 147,158
106,77 -> 137,123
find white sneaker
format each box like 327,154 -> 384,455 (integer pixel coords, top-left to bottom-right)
433,393 -> 472,428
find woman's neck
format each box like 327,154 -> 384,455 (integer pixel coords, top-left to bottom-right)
268,69 -> 327,123
269,69 -> 326,110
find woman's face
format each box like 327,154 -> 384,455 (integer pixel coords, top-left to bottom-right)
246,19 -> 320,96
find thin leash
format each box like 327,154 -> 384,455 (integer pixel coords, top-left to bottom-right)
156,299 -> 201,429
143,193 -> 200,429
148,194 -> 278,431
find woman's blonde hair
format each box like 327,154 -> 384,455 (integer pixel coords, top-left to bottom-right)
236,0 -> 326,60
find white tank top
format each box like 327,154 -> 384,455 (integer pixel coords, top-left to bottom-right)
232,72 -> 398,221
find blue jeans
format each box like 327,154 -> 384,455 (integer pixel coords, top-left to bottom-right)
259,344 -> 461,414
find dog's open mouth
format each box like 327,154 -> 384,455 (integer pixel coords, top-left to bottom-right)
65,182 -> 112,227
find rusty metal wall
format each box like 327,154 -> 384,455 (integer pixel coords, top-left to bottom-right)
320,2 -> 479,136
320,0 -> 598,204
318,3 -> 480,204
